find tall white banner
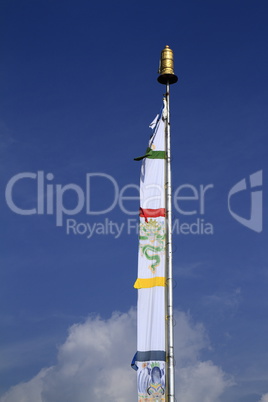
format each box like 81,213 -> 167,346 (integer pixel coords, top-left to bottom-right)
133,105 -> 167,401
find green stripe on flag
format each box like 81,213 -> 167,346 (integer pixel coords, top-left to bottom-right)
134,147 -> 166,161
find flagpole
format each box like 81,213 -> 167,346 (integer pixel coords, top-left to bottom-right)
157,45 -> 178,402
166,81 -> 175,402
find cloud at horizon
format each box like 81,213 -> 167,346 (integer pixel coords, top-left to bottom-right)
0,309 -> 232,402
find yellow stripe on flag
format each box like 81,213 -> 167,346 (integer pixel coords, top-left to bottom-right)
134,277 -> 166,289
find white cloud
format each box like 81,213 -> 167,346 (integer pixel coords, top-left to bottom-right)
177,361 -> 229,402
0,369 -> 48,402
0,309 -> 231,402
174,262 -> 204,278
0,310 -> 137,402
174,310 -> 209,364
203,288 -> 242,318
259,394 -> 268,402
174,311 -> 232,402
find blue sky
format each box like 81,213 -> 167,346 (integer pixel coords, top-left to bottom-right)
0,0 -> 267,401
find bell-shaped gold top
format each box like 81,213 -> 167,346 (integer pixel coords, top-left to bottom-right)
157,45 -> 178,85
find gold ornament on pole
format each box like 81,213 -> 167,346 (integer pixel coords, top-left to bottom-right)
157,45 -> 178,85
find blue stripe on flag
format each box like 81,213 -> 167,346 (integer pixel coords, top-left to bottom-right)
136,350 -> 166,362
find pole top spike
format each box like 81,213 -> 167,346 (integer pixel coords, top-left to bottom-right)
157,45 -> 178,85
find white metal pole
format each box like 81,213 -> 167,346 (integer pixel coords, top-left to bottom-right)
165,81 -> 175,402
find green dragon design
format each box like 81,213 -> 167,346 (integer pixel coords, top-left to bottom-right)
139,219 -> 166,273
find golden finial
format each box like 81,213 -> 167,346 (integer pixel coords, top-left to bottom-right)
157,45 -> 178,85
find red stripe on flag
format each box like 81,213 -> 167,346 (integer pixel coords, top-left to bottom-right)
139,208 -> 166,221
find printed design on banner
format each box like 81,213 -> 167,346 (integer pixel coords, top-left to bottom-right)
139,219 -> 166,272
138,361 -> 165,401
